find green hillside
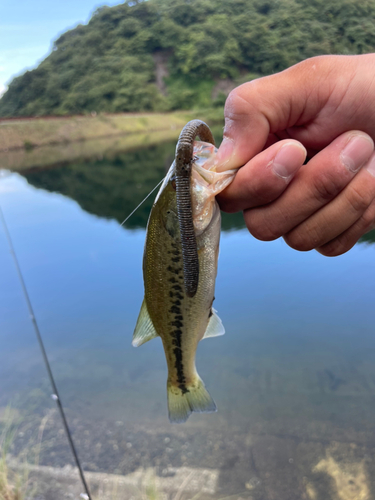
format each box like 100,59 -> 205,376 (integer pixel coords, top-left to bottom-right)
1,0 -> 375,117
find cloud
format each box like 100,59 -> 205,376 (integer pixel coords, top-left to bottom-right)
0,83 -> 6,97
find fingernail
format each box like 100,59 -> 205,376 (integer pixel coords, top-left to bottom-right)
365,152 -> 375,177
341,134 -> 374,173
215,137 -> 234,171
272,142 -> 306,180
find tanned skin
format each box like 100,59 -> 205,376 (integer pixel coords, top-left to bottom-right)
215,54 -> 375,257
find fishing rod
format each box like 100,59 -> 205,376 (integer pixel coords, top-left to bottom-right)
0,170 -> 166,497
0,205 -> 92,500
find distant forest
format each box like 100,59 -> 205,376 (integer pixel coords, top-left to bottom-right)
1,0 -> 375,117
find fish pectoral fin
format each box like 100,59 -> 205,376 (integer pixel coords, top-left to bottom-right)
202,308 -> 225,340
132,299 -> 158,347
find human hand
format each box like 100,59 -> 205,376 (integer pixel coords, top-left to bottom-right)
216,54 -> 375,256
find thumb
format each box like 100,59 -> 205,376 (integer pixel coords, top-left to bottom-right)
215,84 -> 270,171
214,56 -> 335,172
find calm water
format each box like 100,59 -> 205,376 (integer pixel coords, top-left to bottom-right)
1,141 -> 375,499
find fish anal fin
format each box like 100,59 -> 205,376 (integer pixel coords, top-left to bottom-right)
132,299 -> 158,347
202,308 -> 225,340
167,375 -> 217,424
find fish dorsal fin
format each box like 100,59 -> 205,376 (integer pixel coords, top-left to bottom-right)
132,299 -> 158,347
202,308 -> 225,339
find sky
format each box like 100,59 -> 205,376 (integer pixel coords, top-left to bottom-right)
0,0 -> 124,97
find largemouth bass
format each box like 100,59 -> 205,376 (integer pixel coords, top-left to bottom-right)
133,120 -> 236,423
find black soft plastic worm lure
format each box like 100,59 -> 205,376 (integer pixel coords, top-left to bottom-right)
174,120 -> 215,298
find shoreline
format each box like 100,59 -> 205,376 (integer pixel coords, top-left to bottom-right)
0,110 -> 223,154
0,128 -> 184,171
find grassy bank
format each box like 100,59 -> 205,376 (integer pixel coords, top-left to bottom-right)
0,110 -> 223,153
0,129 -> 183,172
0,109 -> 223,172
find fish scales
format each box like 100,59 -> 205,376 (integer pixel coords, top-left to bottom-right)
133,123 -> 236,423
144,175 -> 220,393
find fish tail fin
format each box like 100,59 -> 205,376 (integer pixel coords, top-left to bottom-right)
167,375 -> 217,424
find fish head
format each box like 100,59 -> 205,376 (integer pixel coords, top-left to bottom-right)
152,143 -> 237,238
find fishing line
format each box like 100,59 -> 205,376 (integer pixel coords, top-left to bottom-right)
120,176 -> 164,227
0,204 -> 92,500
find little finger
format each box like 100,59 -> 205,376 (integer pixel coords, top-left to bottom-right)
316,201 -> 375,256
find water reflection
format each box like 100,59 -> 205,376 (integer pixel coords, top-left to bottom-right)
20,140 -> 245,231
22,143 -> 174,229
1,143 -> 375,499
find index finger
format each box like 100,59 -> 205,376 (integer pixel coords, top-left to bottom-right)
217,139 -> 306,213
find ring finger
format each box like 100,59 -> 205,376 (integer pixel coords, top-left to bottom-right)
284,153 -> 375,251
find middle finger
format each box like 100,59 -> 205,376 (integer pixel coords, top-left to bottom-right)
244,131 -> 374,241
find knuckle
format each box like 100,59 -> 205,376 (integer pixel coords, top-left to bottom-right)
284,230 -> 316,252
247,183 -> 277,206
317,240 -> 346,257
217,196 -> 238,214
312,171 -> 345,203
244,210 -> 281,241
360,207 -> 375,228
317,230 -> 356,256
224,90 -> 246,118
345,185 -> 373,214
224,83 -> 257,119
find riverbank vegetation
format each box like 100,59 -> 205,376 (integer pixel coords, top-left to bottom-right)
0,408 -> 29,500
0,111 -> 207,152
1,0 -> 374,118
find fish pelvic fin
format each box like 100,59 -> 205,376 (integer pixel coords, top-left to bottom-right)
202,308 -> 225,340
132,298 -> 158,347
167,375 -> 217,424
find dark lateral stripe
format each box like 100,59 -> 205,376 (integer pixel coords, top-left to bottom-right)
168,316 -> 187,391
170,325 -> 188,392
169,305 -> 181,314
168,275 -> 188,391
